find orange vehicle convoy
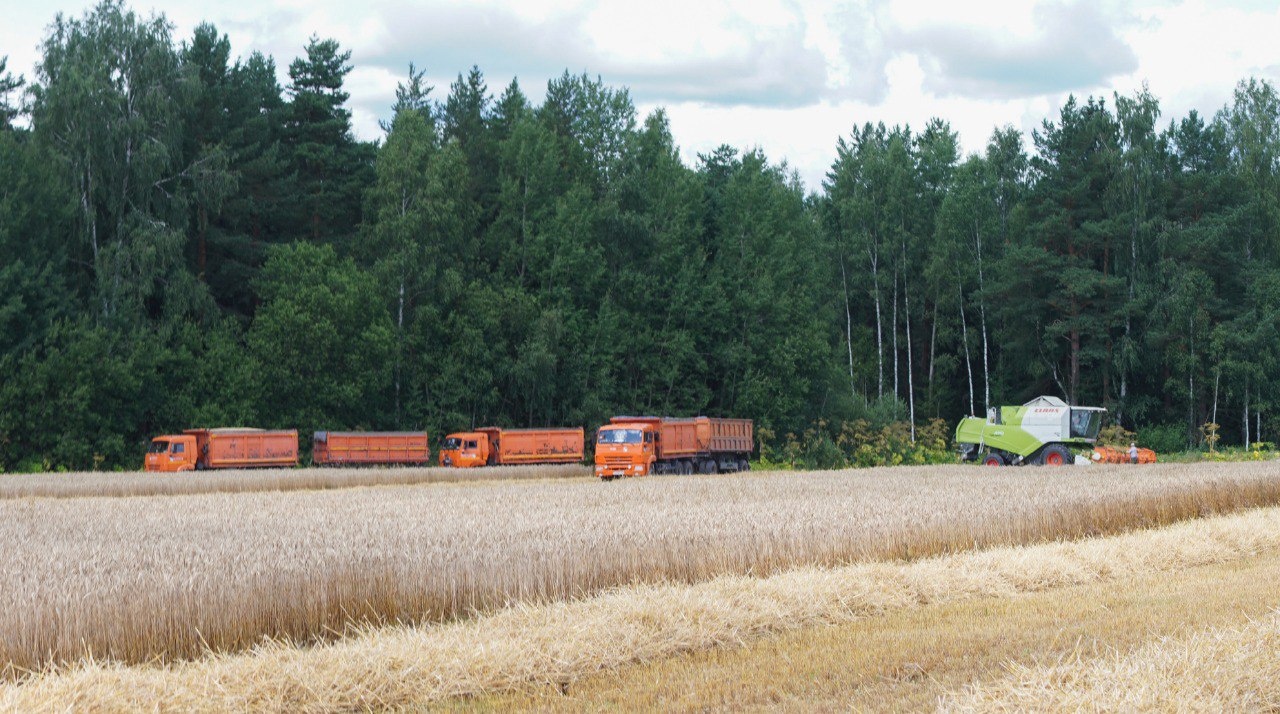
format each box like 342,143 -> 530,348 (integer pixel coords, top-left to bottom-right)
595,416 -> 753,480
312,431 -> 431,466
438,427 -> 585,468
145,428 -> 298,472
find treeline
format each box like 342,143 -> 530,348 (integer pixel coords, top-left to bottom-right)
1,0 -> 1277,470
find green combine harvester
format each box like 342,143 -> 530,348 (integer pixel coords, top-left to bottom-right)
955,396 -> 1106,466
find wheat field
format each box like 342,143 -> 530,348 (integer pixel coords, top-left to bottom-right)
2,462 -> 1280,676
3,501 -> 1279,712
0,463 -> 589,499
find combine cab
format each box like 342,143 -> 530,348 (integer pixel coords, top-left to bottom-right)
955,396 -> 1105,466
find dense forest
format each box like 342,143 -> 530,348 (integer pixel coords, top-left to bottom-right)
2,0 -> 1279,470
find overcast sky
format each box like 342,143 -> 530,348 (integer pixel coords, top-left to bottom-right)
4,0 -> 1279,191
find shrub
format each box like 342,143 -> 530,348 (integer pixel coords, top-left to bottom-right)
1138,423 -> 1189,454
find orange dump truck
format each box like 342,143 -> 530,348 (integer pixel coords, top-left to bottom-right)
438,427 -> 585,468
594,416 -> 753,480
312,431 -> 431,466
145,428 -> 298,472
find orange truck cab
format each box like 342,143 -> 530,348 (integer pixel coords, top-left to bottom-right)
438,432 -> 490,468
144,428 -> 298,472
594,421 -> 658,478
595,416 -> 753,481
145,434 -> 199,472
439,426 -> 585,468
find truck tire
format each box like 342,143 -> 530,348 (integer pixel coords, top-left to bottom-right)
982,452 -> 1006,466
1039,444 -> 1072,466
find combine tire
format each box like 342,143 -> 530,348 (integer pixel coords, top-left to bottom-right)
982,452 -> 1006,466
1039,444 -> 1072,466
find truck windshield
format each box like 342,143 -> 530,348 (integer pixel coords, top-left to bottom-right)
598,429 -> 642,444
442,437 -> 462,450
148,441 -> 169,454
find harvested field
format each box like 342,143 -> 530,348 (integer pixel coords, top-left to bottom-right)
4,503 -> 1280,712
945,607 -> 1280,712
0,464 -> 589,499
2,462 -> 1280,675
485,537 -> 1280,711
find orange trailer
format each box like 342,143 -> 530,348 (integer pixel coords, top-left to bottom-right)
1091,445 -> 1158,464
312,431 -> 431,466
439,427 -> 584,468
595,416 -> 753,480
145,428 -> 298,472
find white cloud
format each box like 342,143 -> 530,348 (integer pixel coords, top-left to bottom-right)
3,0 -> 1280,193
894,1 -> 1139,99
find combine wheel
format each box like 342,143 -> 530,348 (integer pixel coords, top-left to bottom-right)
1039,444 -> 1072,466
982,452 -> 1006,467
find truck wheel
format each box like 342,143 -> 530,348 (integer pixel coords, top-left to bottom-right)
1040,444 -> 1072,466
982,452 -> 1006,466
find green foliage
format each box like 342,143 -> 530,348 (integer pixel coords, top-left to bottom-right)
247,242 -> 394,439
7,0 -> 1280,472
0,55 -> 23,129
284,35 -> 374,241
1138,423 -> 1189,454
770,418 -> 953,471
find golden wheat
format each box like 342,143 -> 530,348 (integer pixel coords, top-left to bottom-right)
0,463 -> 589,499
1,462 -> 1279,676
943,608 -> 1280,712
3,503 -> 1279,713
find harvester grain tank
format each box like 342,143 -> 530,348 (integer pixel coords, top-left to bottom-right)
595,416 -> 753,480
145,428 -> 298,472
438,427 -> 585,468
312,431 -> 431,466
954,396 -> 1104,466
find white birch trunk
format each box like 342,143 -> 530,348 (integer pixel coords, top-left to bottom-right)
960,288 -> 975,415
892,267 -> 899,403
904,268 -> 916,442
396,276 -> 404,421
871,246 -> 883,399
1244,381 -> 1250,448
974,217 -> 991,410
928,302 -> 937,387
839,251 -> 856,400
1212,369 -> 1220,427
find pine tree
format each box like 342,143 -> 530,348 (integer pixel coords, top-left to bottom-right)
284,36 -> 371,242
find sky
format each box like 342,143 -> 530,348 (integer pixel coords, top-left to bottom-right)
3,0 -> 1280,192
